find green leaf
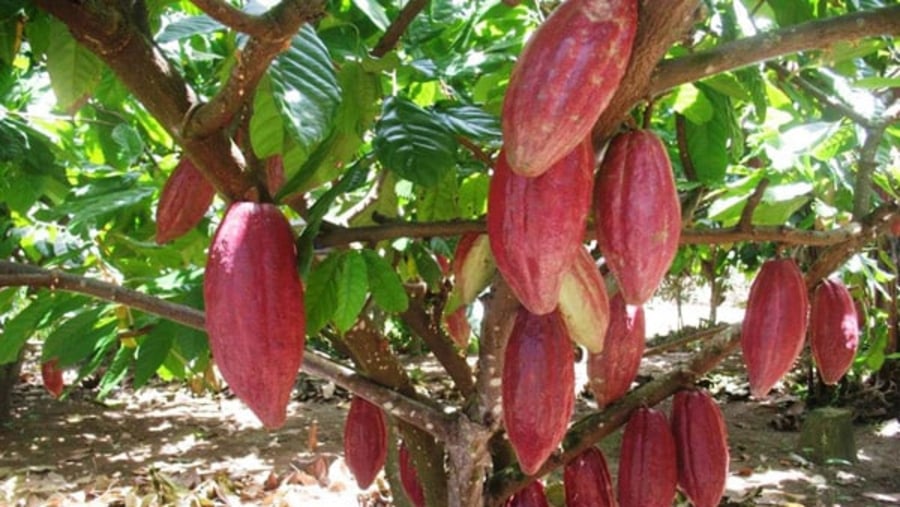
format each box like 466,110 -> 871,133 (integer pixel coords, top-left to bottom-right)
111,123 -> 144,166
458,172 -> 489,218
250,76 -> 285,159
767,0 -> 814,27
673,84 -> 713,124
133,326 -> 175,388
42,309 -> 116,367
375,96 -> 458,186
0,297 -> 54,364
304,253 -> 342,335
46,19 -> 103,112
157,15 -> 223,43
434,104 -> 502,146
811,122 -> 856,161
362,249 -> 408,313
737,68 -> 768,122
701,74 -> 751,102
754,182 -> 813,225
352,0 -> 390,30
685,115 -> 728,185
96,345 -> 134,399
854,76 -> 900,89
333,251 -> 369,333
410,242 -> 443,290
417,170 -> 460,221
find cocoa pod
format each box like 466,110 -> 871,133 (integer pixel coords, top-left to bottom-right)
564,447 -> 617,507
810,278 -> 859,385
399,442 -> 426,507
890,215 -> 900,236
594,130 -> 681,305
617,407 -> 677,507
587,293 -> 645,409
558,246 -> 611,354
446,233 -> 495,314
41,358 -> 64,398
506,481 -> 550,507
503,308 -> 575,475
204,202 -> 306,429
741,258 -> 808,398
443,306 -> 472,348
488,139 -> 594,315
155,157 -> 216,244
672,390 -> 729,507
344,396 -> 388,489
502,0 -> 637,177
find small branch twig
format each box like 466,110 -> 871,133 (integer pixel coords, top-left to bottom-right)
189,0 -> 270,37
853,124 -> 888,220
674,114 -> 698,182
768,63 -> 876,129
371,0 -> 429,57
739,177 -> 770,232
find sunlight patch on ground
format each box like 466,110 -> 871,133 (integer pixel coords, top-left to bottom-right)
875,418 -> 899,438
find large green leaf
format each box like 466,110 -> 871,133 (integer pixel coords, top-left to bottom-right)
362,249 -> 408,313
685,114 -> 729,185
0,297 -> 55,364
333,251 -> 369,333
157,15 -> 223,43
134,325 -> 175,388
433,104 -> 501,146
45,19 -> 103,112
42,309 -> 117,367
304,253 -> 342,335
250,77 -> 285,159
351,0 -> 390,30
97,344 -> 134,399
417,170 -> 460,221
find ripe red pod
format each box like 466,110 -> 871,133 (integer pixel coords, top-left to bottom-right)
564,447 -> 617,507
344,396 -> 388,489
587,292 -> 645,409
505,480 -> 550,507
155,157 -> 216,244
41,358 -> 64,398
204,202 -> 306,429
810,279 -> 859,385
443,306 -> 472,348
741,258 -> 808,398
502,0 -> 637,177
557,246 -> 611,354
448,232 -> 495,312
488,139 -> 594,315
502,308 -> 575,475
594,130 -> 681,305
617,407 -> 677,507
672,390 -> 729,507
399,442 -> 426,507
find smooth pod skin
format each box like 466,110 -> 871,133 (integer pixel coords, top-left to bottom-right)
594,130 -> 681,305
564,447 -> 617,507
443,306 -> 472,348
617,407 -> 677,507
740,258 -> 808,398
41,359 -> 64,398
587,292 -> 645,409
505,480 -> 550,507
488,139 -> 594,315
558,246 -> 611,354
502,308 -> 575,475
344,396 -> 388,489
203,202 -> 306,429
399,442 -> 426,507
672,390 -> 729,507
155,157 -> 216,244
810,279 -> 859,385
450,232 -> 495,310
502,0 -> 637,177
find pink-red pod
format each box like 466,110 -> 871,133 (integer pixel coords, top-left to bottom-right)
502,0 -> 637,177
558,246 -> 611,354
810,279 -> 859,385
505,480 -> 550,507
155,157 -> 216,244
204,202 -> 306,429
443,306 -> 472,348
488,139 -> 594,315
617,407 -> 677,507
399,442 -> 426,507
41,358 -> 64,398
503,308 -> 575,475
741,258 -> 808,398
594,130 -> 681,305
564,447 -> 617,507
672,390 -> 729,507
344,396 -> 388,489
448,232 -> 495,312
587,293 -> 645,409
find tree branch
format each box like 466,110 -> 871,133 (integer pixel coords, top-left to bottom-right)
738,177 -> 770,232
189,0 -> 271,37
372,0 -> 429,58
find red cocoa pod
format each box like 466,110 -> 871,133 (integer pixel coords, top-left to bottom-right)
890,215 -> 900,236
41,358 -> 64,398
399,442 -> 426,507
558,246 -> 611,354
587,293 -> 645,409
155,157 -> 216,244
443,306 -> 472,348
344,396 -> 388,489
594,130 -> 681,305
446,232 -> 495,314
506,481 -> 550,507
204,202 -> 305,429
617,407 -> 677,507
502,0 -> 637,177
810,278 -> 859,385
564,447 -> 617,507
672,390 -> 729,507
741,258 -> 808,398
503,308 -> 575,475
488,139 -> 594,315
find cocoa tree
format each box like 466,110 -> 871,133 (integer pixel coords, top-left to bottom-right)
1,1 -> 899,505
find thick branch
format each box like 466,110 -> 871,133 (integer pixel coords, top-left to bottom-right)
371,0 -> 429,58
190,0 -> 270,36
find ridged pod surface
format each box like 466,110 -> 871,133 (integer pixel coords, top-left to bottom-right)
587,293 -> 645,409
617,407 -> 677,507
343,396 -> 388,489
506,481 -> 550,507
399,442 -> 426,507
204,202 -> 306,429
741,258 -> 808,398
502,0 -> 637,177
564,447 -> 617,507
488,140 -> 594,315
448,232 -> 495,312
155,157 -> 216,244
41,359 -> 64,398
810,279 -> 859,385
502,308 -> 575,475
558,246 -> 611,354
594,130 -> 681,305
672,390 -> 729,507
